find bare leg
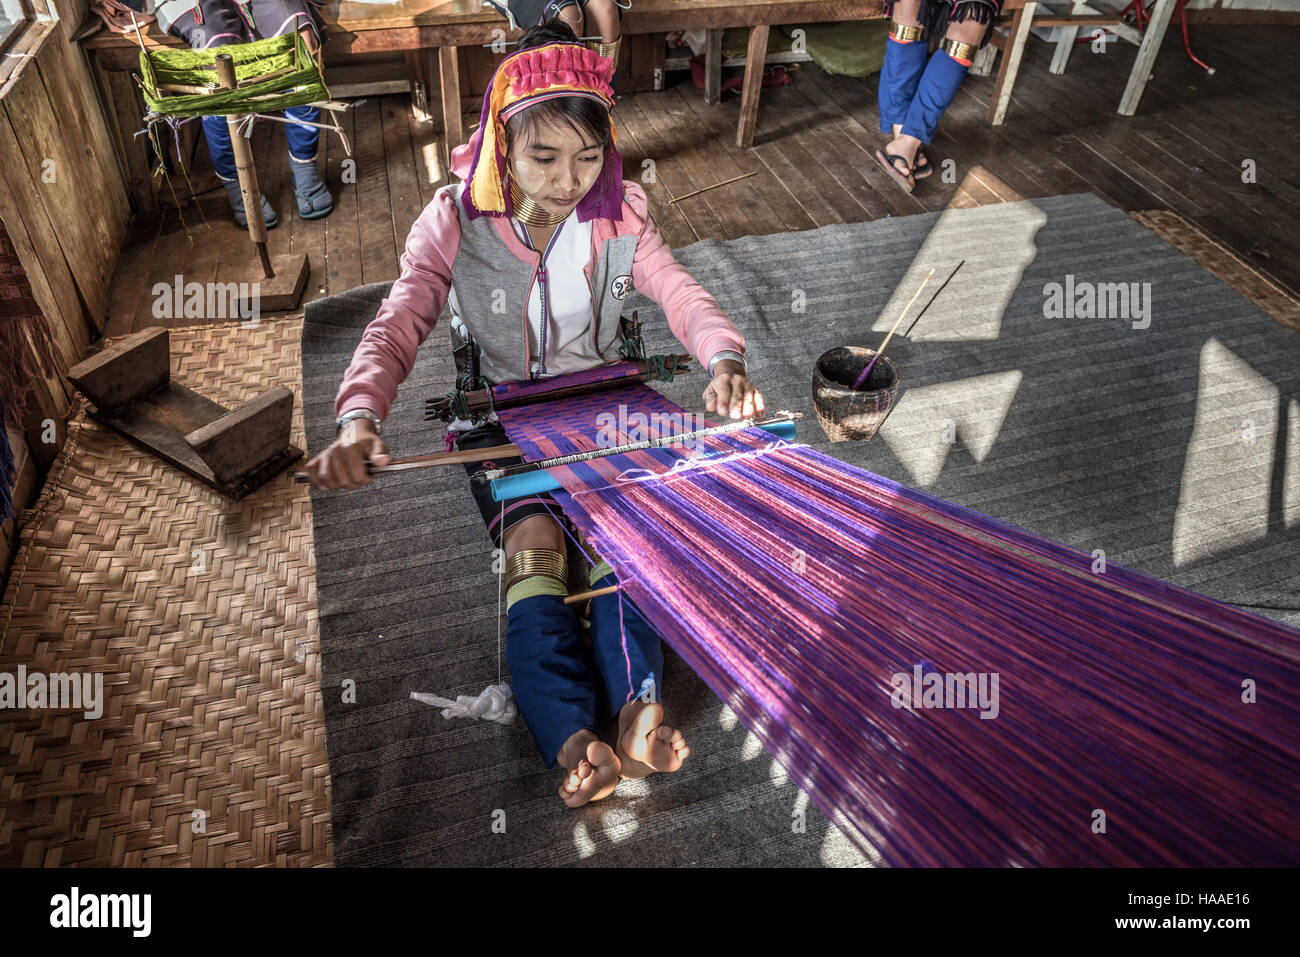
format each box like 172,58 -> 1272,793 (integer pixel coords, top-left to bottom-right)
503,513 -> 565,556
554,3 -> 586,40
584,0 -> 620,44
299,25 -> 321,60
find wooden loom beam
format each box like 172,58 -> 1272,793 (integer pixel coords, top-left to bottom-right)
424,356 -> 695,422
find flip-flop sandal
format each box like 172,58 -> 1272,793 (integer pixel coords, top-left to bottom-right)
913,149 -> 934,179
874,148 -> 916,194
890,125 -> 932,179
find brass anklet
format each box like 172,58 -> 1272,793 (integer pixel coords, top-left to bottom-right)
589,37 -> 621,62
889,22 -> 926,42
941,38 -> 978,63
505,548 -> 570,593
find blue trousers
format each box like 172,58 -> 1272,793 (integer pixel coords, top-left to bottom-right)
900,50 -> 970,145
507,570 -> 664,768
165,1 -> 323,178
878,36 -> 971,145
878,35 -> 929,135
200,106 -> 321,180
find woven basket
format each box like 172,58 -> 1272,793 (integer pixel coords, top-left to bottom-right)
812,346 -> 900,442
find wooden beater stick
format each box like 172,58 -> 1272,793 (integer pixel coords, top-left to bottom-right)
563,583 -> 621,606
293,441 -> 523,482
852,268 -> 934,389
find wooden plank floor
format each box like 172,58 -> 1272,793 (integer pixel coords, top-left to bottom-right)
104,24 -> 1300,336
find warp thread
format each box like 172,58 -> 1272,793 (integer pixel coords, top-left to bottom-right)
492,380 -> 1300,867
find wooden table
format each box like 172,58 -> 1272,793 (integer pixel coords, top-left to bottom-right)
84,0 -> 1059,213
324,1 -> 891,150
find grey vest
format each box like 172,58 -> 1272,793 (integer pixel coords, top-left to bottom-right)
447,183 -> 639,384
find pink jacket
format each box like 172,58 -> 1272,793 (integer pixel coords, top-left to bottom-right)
334,145 -> 747,421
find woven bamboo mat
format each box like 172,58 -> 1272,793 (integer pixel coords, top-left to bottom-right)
1131,210 -> 1300,331
0,318 -> 331,867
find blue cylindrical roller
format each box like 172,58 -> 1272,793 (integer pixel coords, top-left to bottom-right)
489,419 -> 798,501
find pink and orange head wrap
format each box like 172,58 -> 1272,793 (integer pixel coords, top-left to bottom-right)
462,41 -> 624,223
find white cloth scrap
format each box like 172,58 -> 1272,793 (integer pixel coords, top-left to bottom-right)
411,683 -> 517,725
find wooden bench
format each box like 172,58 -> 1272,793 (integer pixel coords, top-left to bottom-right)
973,0 -> 1036,124
973,0 -> 1286,123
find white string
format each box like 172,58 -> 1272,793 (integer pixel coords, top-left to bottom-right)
411,458 -> 513,725
497,496 -> 505,687
570,439 -> 809,494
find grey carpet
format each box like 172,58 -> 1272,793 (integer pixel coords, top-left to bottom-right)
301,193 -> 1300,867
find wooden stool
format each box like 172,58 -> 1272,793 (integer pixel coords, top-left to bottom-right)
68,327 -> 303,498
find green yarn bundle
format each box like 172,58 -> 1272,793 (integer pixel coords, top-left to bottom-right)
139,31 -> 328,120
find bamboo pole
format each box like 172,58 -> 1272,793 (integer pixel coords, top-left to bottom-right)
852,268 -> 934,389
214,53 -> 274,279
563,583 -> 621,606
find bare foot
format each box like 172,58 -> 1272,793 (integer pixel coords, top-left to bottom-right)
556,731 -> 621,808
891,124 -> 929,176
615,700 -> 690,780
886,131 -> 922,171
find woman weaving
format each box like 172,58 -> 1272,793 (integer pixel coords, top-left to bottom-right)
306,22 -> 766,807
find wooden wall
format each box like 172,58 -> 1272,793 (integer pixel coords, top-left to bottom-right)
0,1 -> 131,585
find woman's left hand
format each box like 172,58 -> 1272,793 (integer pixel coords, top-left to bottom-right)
704,359 -> 766,420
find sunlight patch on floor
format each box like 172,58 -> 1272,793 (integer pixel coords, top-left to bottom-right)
1172,338 -> 1278,567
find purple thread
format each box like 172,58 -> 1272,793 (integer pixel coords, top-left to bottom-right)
851,353 -> 882,391
492,382 -> 1300,866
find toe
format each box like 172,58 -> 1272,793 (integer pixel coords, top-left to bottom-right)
632,702 -> 664,739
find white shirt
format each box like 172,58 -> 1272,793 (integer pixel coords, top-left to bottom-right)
514,212 -> 595,379
446,209 -> 595,432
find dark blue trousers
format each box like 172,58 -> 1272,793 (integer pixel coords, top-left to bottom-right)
200,106 -> 321,180
878,33 -> 972,145
507,570 -> 663,768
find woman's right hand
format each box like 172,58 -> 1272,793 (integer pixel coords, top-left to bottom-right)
304,420 -> 391,489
